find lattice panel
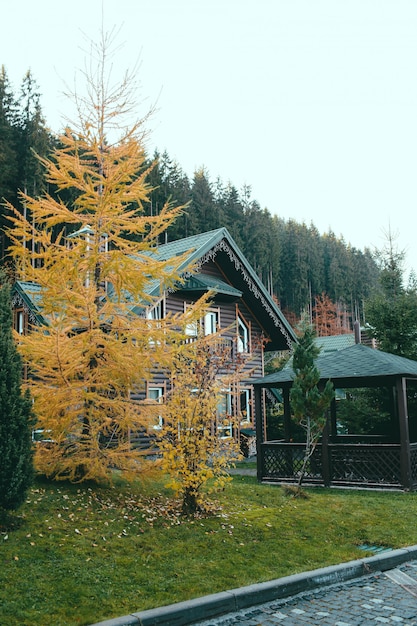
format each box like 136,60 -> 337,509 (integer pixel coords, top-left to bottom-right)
410,446 -> 417,485
262,445 -> 322,481
330,447 -> 401,485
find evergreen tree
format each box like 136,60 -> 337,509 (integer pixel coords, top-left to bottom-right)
219,181 -> 245,248
0,67 -> 19,260
190,167 -> 218,233
365,235 -> 417,360
323,231 -> 350,303
0,274 -> 34,513
307,223 -> 325,301
159,153 -> 191,240
242,193 -> 273,281
15,70 -> 52,198
0,67 -> 53,265
278,220 -> 311,315
290,317 -> 334,488
0,67 -> 18,194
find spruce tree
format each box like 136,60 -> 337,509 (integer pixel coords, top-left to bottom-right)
290,317 -> 334,488
0,66 -> 18,203
365,234 -> 417,360
0,276 -> 34,513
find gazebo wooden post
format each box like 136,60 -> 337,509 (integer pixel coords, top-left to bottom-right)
283,386 -> 291,441
397,377 -> 412,490
330,397 -> 337,441
321,412 -> 331,487
254,384 -> 264,482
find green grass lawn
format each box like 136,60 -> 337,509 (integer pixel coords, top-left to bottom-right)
2,473 -> 417,626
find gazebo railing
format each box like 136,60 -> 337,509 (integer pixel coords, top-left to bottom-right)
261,441 -> 403,488
410,443 -> 417,488
261,442 -> 324,483
329,443 -> 401,486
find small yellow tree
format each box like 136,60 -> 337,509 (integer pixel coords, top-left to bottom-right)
5,32 -> 200,483
159,333 -> 244,515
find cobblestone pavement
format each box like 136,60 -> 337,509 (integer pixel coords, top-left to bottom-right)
196,561 -> 417,626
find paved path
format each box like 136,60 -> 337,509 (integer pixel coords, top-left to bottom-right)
92,547 -> 417,626
195,561 -> 417,626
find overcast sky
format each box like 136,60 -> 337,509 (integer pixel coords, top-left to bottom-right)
3,0 -> 417,277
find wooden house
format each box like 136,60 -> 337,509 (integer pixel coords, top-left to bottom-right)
11,227 -> 296,453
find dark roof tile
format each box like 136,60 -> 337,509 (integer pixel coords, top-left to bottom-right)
253,343 -> 417,387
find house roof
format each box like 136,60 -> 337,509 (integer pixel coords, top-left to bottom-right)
12,281 -> 46,326
12,227 -> 296,351
148,229 -> 226,266
252,343 -> 417,388
152,227 -> 296,350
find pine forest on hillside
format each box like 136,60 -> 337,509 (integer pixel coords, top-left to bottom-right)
0,66 -> 380,332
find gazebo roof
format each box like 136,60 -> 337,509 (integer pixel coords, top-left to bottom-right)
314,333 -> 356,353
252,343 -> 417,389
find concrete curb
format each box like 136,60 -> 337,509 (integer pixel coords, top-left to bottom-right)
90,544 -> 417,626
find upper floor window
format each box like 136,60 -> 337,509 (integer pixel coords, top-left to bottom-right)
184,303 -> 198,341
185,320 -> 198,341
146,299 -> 164,320
237,315 -> 249,353
184,305 -> 220,341
14,309 -> 26,335
204,310 -> 219,335
146,300 -> 165,345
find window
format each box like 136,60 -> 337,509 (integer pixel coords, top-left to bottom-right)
32,429 -> 53,443
148,386 -> 164,430
239,388 -> 252,424
146,299 -> 164,320
237,315 -> 249,353
217,391 -> 233,438
184,306 -> 219,340
16,310 -> 25,335
184,302 -> 198,342
146,300 -> 164,345
185,320 -> 198,342
204,310 -> 218,335
14,309 -> 27,335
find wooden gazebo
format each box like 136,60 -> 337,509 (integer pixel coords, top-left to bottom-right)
252,343 -> 417,491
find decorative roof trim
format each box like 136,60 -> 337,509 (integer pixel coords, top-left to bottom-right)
11,292 -> 39,325
197,239 -> 293,349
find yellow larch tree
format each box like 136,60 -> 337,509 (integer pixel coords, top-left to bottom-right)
159,335 -> 243,516
5,31 -> 205,483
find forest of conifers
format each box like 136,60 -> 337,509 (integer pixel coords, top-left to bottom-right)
0,67 -> 380,329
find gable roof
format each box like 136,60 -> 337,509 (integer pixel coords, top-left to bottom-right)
149,229 -> 226,266
12,281 -> 46,326
12,227 -> 296,351
151,228 -> 296,350
252,343 -> 417,388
